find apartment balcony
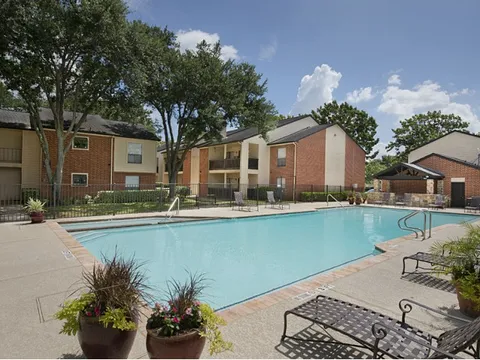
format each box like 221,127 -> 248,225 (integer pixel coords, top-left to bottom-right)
164,164 -> 183,172
209,158 -> 259,170
210,158 -> 240,170
0,148 -> 22,163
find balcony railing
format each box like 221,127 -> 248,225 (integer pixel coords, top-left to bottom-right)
248,158 -> 259,170
0,148 -> 21,163
164,164 -> 183,172
209,158 -> 259,170
210,158 -> 240,170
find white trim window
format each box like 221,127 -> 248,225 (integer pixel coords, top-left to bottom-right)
276,176 -> 286,188
277,147 -> 286,167
125,175 -> 140,190
72,173 -> 88,187
72,136 -> 89,150
128,143 -> 142,164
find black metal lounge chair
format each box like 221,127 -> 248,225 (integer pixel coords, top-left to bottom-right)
466,197 -> 480,213
373,192 -> 390,206
429,194 -> 446,210
265,191 -> 290,210
281,295 -> 480,359
232,191 -> 252,211
395,193 -> 411,207
402,251 -> 450,274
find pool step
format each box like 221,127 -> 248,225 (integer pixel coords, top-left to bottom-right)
76,232 -> 108,244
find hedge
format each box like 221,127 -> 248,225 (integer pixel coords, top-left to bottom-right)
175,186 -> 190,198
21,188 -> 40,204
299,191 -> 348,202
94,189 -> 169,204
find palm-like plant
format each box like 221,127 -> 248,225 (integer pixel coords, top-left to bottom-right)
431,223 -> 480,309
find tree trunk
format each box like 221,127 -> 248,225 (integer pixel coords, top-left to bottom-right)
168,171 -> 177,200
54,138 -> 65,204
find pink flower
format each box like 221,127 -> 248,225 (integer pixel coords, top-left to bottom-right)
185,307 -> 192,315
86,311 -> 92,317
94,306 -> 101,317
194,300 -> 201,307
171,307 -> 177,313
172,316 -> 179,323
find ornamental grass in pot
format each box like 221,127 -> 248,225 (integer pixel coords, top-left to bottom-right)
146,273 -> 232,359
24,197 -> 46,223
431,223 -> 480,318
55,251 -> 150,358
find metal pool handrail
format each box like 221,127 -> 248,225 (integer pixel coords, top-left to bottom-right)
166,197 -> 180,219
326,193 -> 344,208
398,209 -> 432,240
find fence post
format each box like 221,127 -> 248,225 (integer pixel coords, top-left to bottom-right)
256,184 -> 259,210
113,183 -> 116,216
53,182 -> 57,219
311,184 -> 313,203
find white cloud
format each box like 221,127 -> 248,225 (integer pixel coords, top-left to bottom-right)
387,74 -> 401,85
125,0 -> 150,12
175,29 -> 239,61
451,88 -> 475,97
259,38 -> 277,61
291,64 -> 342,115
372,142 -> 396,159
345,87 -> 376,104
378,80 -> 480,132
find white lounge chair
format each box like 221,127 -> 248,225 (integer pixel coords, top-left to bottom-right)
266,191 -> 290,210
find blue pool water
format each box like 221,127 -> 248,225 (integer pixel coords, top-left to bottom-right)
69,208 -> 477,309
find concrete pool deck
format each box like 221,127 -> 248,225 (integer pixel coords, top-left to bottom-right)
0,202 -> 478,358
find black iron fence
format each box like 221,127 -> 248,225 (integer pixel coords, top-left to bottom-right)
0,182 -> 364,222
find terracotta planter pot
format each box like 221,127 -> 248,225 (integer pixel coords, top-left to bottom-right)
78,314 -> 138,359
30,212 -> 44,223
348,198 -> 354,205
146,329 -> 206,359
455,284 -> 480,318
355,199 -> 362,205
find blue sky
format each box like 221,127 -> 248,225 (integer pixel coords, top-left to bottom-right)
127,0 -> 480,156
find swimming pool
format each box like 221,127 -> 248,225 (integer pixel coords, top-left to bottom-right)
68,207 -> 477,310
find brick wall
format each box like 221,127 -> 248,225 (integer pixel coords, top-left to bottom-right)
269,144 -> 295,199
42,131 -> 111,185
390,179 -> 426,194
345,136 -> 366,189
182,150 -> 191,185
296,129 -> 326,185
199,148 -> 209,195
415,155 -> 480,198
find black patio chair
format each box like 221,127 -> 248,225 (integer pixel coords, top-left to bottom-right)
402,251 -> 450,275
466,197 -> 480,213
429,194 -> 446,210
281,295 -> 480,359
396,193 -> 412,207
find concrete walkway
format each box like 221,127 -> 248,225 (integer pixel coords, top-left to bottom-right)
0,204 -> 477,358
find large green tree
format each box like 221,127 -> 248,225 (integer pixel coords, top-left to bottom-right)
132,28 -> 276,192
364,155 -> 399,184
0,0 -> 139,197
311,101 -> 379,158
386,111 -> 469,161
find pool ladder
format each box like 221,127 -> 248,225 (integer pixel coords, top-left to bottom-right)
165,196 -> 180,219
326,194 -> 344,208
397,209 -> 432,240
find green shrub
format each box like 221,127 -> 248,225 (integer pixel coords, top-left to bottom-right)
299,191 -> 347,202
22,188 -> 40,204
175,186 -> 190,198
94,189 -> 169,204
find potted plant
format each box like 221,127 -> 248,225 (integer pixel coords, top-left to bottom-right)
355,193 -> 362,205
347,191 -> 355,205
54,251 -> 150,358
24,197 -> 46,223
431,223 -> 480,318
146,273 -> 232,359
362,192 -> 368,204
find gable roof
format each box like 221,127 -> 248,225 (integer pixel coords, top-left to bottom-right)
267,124 -> 332,145
409,131 -> 480,153
0,108 -> 159,141
413,152 -> 480,170
374,162 -> 444,180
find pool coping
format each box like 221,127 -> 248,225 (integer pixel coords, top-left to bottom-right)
46,210 -> 469,324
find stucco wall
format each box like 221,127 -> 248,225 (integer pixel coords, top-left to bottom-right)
21,131 -> 41,186
324,125 -> 346,186
408,132 -> 480,163
113,137 -> 157,173
0,128 -> 22,149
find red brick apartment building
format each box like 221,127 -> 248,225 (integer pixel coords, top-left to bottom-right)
157,115 -> 366,198
374,131 -> 480,207
0,108 -> 159,201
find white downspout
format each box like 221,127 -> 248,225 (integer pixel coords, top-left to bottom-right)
293,142 -> 297,200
